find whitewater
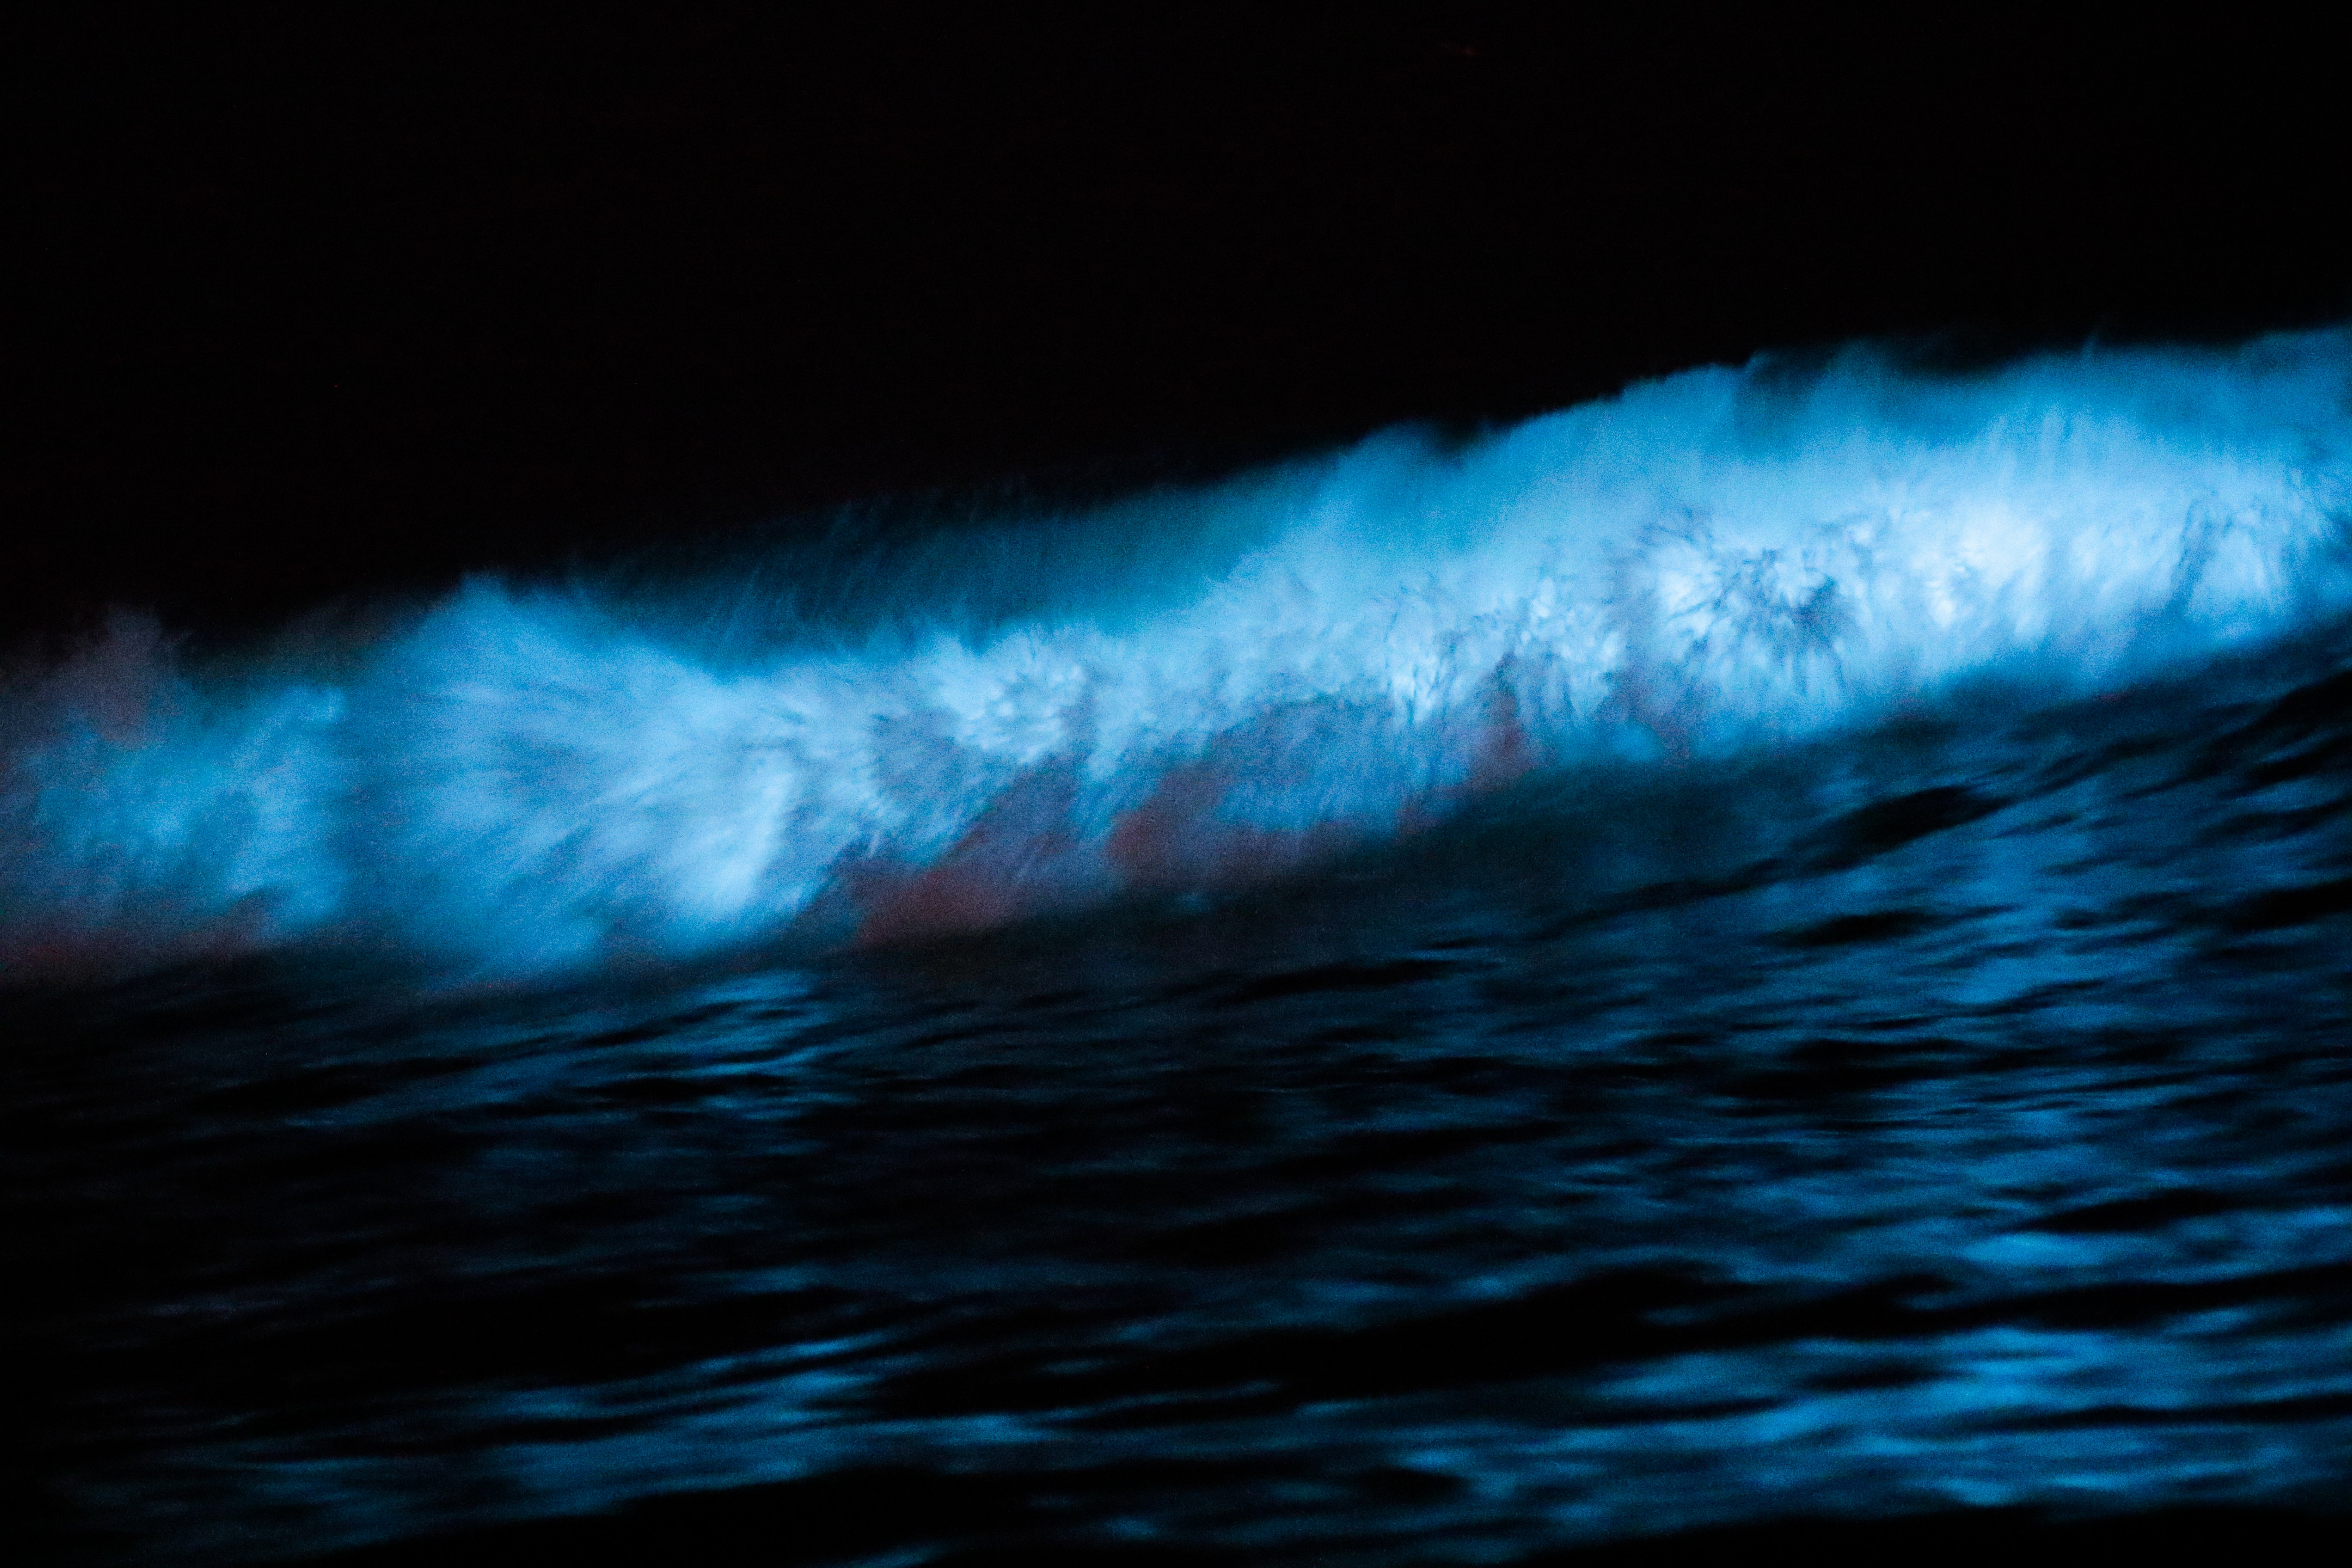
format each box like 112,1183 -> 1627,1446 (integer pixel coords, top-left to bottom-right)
6,326 -> 2351,984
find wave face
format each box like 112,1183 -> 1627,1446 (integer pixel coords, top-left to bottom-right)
7,328 -> 2351,982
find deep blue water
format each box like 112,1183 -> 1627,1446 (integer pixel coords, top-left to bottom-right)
8,333 -> 2351,1563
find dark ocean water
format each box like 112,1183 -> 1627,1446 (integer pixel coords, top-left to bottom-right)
9,333 -> 2352,1562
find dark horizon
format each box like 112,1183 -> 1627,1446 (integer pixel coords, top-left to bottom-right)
10,11 -> 2349,646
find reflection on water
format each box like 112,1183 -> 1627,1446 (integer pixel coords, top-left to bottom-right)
11,630 -> 2350,1565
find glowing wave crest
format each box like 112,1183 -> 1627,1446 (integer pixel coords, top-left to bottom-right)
6,328 -> 2349,980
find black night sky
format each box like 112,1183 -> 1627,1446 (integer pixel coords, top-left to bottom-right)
11,10 -> 2347,644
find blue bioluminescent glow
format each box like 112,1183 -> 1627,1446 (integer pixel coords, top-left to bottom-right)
6,328 -> 2350,983
14,325 -> 2352,1566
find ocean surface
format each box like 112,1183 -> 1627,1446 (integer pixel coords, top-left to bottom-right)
9,330 -> 2350,1563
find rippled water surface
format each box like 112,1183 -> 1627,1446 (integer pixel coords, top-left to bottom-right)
14,624 -> 2349,1565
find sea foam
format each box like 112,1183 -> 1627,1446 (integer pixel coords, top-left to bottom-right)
6,328 -> 2349,980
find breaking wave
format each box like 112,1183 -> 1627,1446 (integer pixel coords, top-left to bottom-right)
7,328 -> 2350,982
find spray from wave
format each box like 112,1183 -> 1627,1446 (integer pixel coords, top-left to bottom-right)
7,329 -> 2349,983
